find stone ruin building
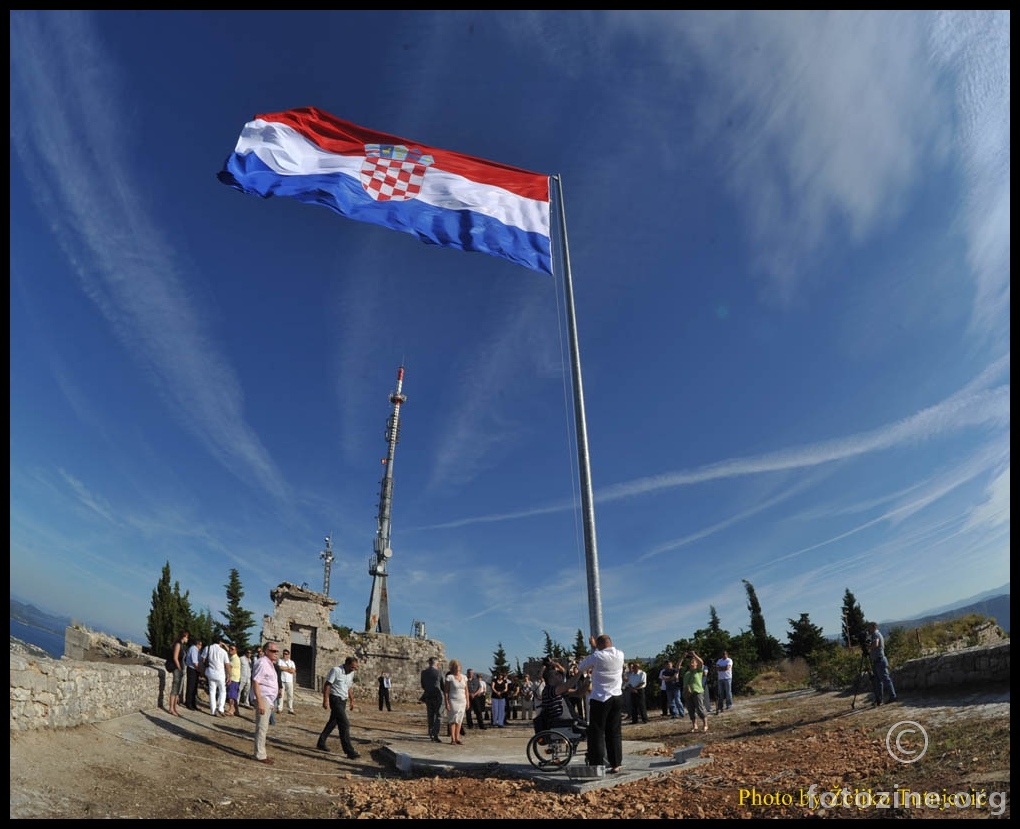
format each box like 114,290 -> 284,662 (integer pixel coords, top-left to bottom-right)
260,582 -> 445,704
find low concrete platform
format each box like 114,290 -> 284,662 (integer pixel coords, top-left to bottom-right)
371,719 -> 712,793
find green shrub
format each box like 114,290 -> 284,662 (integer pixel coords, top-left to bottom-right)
808,646 -> 867,691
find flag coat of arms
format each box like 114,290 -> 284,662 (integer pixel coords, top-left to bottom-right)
218,107 -> 552,275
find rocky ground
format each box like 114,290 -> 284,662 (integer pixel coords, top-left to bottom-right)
9,679 -> 1009,819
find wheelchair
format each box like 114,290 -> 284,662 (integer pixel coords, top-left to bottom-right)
525,718 -> 587,771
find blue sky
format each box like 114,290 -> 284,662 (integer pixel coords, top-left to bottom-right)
10,11 -> 1010,672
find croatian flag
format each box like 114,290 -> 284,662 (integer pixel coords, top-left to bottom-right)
218,107 -> 552,275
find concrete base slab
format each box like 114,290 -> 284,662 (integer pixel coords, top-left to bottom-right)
376,731 -> 713,792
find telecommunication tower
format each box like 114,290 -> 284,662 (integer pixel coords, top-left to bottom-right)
320,534 -> 335,596
364,366 -> 407,633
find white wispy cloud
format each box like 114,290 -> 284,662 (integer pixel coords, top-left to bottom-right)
766,439 -> 1009,568
964,464 -> 1010,530
422,362 -> 1009,530
9,11 -> 288,501
636,474 -> 826,563
621,10 -> 942,300
929,10 -> 1012,342
56,468 -> 117,523
603,10 -> 1009,334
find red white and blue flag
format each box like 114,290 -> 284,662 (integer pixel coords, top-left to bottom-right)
218,107 -> 552,275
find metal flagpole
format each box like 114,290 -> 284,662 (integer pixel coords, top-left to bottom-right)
552,175 -> 603,639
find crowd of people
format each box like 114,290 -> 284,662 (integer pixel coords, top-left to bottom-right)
166,628 -> 743,769
410,636 -> 741,772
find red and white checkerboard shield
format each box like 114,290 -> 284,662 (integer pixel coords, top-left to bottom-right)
360,144 -> 434,202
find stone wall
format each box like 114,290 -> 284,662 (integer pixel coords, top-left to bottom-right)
892,641 -> 1010,691
347,631 -> 446,705
10,651 -> 167,732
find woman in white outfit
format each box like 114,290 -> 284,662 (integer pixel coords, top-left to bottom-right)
205,639 -> 230,717
444,659 -> 468,746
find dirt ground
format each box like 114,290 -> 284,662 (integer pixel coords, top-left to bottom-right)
9,681 -> 1009,819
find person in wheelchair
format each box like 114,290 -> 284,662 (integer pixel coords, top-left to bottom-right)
533,659 -> 586,740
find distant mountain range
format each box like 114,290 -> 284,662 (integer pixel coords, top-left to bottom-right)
881,583 -> 1010,634
10,598 -> 72,658
9,597 -> 145,658
10,598 -> 72,633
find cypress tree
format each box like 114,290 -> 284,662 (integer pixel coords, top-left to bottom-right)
742,579 -> 783,663
146,561 -> 192,657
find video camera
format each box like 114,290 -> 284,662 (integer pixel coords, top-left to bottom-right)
854,631 -> 871,658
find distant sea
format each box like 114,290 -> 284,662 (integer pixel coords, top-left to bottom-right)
10,619 -> 65,658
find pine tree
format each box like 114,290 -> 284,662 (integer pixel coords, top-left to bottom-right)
840,589 -> 868,649
785,613 -> 830,663
219,569 -> 255,650
491,641 -> 510,676
146,561 -> 192,657
541,630 -> 569,660
708,606 -> 723,634
693,606 -> 731,661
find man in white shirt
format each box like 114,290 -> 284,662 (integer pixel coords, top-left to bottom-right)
715,651 -> 734,712
317,656 -> 360,759
577,633 -> 625,774
626,662 -> 648,724
277,649 -> 296,714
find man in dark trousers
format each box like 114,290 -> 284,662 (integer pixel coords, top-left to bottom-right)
869,622 -> 898,706
419,657 -> 445,743
377,672 -> 392,712
577,634 -> 625,774
184,637 -> 203,711
317,656 -> 360,760
466,668 -> 488,730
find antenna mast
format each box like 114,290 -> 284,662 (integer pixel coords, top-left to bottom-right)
365,366 -> 406,633
320,534 -> 335,596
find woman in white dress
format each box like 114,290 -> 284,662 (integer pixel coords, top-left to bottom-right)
204,639 -> 230,717
444,659 -> 468,745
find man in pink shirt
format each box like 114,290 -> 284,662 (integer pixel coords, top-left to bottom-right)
251,642 -> 280,763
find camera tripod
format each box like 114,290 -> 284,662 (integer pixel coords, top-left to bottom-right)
850,649 -> 872,709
